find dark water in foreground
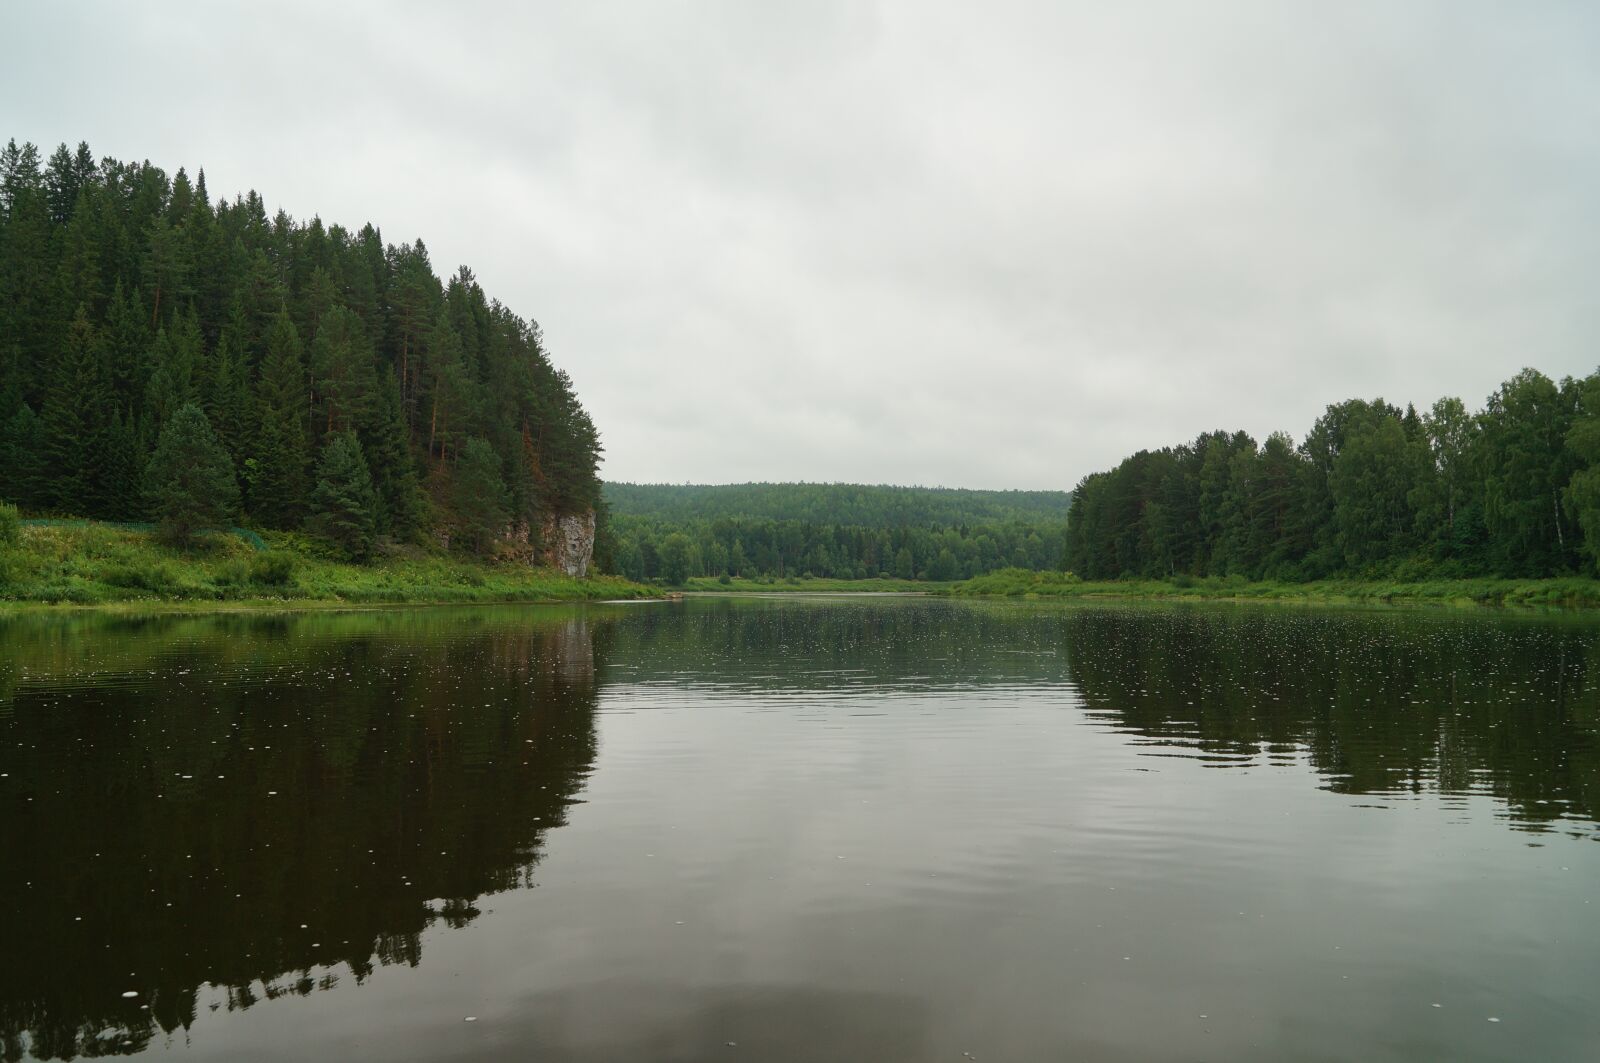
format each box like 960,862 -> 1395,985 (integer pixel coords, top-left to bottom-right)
2,597 -> 1599,1061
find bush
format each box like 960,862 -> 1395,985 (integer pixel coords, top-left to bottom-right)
249,550 -> 298,587
1390,556 -> 1434,583
0,502 -> 18,547
100,560 -> 185,594
718,573 -> 732,585
214,559 -> 251,587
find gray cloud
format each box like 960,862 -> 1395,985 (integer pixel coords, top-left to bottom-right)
7,0 -> 1598,488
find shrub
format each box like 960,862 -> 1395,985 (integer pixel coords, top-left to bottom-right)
718,573 -> 732,585
249,550 -> 298,587
214,559 -> 251,587
100,560 -> 185,594
0,502 -> 19,547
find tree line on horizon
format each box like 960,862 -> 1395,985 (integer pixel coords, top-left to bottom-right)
1065,367 -> 1600,581
601,481 -> 1068,583
611,516 -> 1065,583
0,139 -> 602,557
604,481 -> 1070,526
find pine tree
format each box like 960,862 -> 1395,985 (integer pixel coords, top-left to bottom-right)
247,312 -> 311,528
307,431 -> 380,560
144,403 -> 238,545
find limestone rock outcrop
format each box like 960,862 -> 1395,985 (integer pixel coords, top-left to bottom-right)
538,510 -> 596,577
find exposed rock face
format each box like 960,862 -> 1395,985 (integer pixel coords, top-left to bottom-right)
538,510 -> 596,577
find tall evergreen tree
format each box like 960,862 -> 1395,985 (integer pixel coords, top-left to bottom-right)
40,306 -> 117,516
0,404 -> 47,509
359,366 -> 422,536
311,305 -> 376,437
144,403 -> 238,545
450,437 -> 508,556
247,311 -> 311,528
307,430 -> 380,560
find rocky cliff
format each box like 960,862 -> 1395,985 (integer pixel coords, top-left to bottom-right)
538,510 -> 596,577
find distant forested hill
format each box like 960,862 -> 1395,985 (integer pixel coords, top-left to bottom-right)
601,481 -> 1071,583
0,138 -> 601,558
604,482 -> 1070,526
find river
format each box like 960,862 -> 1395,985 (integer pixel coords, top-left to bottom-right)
1,597 -> 1596,1060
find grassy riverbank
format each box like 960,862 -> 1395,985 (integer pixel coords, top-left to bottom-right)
681,575 -> 952,593
0,522 -> 654,609
946,568 -> 1600,608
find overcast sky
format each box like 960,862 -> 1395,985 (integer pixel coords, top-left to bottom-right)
7,1 -> 1599,489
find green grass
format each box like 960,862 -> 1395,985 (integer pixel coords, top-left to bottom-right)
681,575 -> 953,593
0,522 -> 655,611
944,567 -> 1600,608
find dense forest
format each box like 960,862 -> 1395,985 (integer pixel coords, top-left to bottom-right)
1065,367 -> 1600,581
603,481 -> 1069,582
605,482 -> 1071,525
0,139 -> 602,558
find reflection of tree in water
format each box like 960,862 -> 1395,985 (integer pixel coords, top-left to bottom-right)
1057,607 -> 1600,833
609,599 -> 1600,835
601,597 -> 1079,691
0,609 -> 605,1060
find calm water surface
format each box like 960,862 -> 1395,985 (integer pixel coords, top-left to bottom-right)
2,597 -> 1599,1061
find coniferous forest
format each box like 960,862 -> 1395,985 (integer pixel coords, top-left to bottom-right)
0,139 -> 602,558
1065,371 -> 1600,582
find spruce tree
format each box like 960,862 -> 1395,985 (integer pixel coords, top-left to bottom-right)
247,312 -> 311,528
359,367 -> 423,536
144,403 -> 238,545
311,306 -> 376,437
40,306 -> 117,516
205,330 -> 250,461
104,408 -> 145,518
451,437 -> 508,556
103,280 -> 152,401
307,431 -> 380,560
142,321 -> 199,437
0,405 -> 47,509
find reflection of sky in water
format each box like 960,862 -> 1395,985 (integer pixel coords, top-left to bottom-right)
1,598 -> 1598,1061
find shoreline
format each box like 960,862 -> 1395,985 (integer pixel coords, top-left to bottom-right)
0,522 -> 657,614
0,591 -> 662,618
941,572 -> 1600,609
